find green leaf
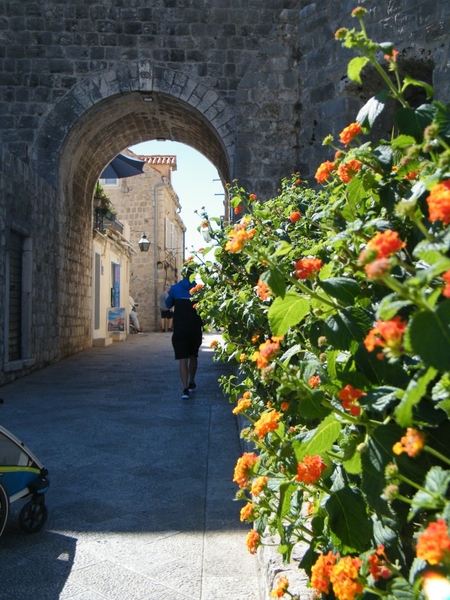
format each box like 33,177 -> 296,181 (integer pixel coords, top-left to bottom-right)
348,56 -> 370,85
278,482 -> 296,520
292,413 -> 342,461
261,267 -> 287,298
394,104 -> 435,142
377,297 -> 413,321
402,76 -> 434,100
395,367 -> 438,427
356,90 -> 388,128
387,576 -> 415,600
268,292 -> 310,336
346,176 -> 368,218
326,487 -> 372,552
323,307 -> 372,351
409,301 -> 450,371
273,240 -> 293,257
319,278 -> 360,306
409,466 -> 450,519
363,386 -> 401,411
343,451 -> 362,475
390,134 -> 417,150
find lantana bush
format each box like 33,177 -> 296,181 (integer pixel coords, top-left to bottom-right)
191,8 -> 450,600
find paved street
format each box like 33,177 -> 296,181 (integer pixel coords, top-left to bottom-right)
0,332 -> 263,600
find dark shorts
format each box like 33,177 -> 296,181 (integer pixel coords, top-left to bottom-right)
172,331 -> 203,360
160,310 -> 173,319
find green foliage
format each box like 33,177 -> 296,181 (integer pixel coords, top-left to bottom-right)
192,10 -> 450,600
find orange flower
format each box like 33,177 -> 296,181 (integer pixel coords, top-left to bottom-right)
270,575 -> 289,598
338,385 -> 366,417
337,159 -> 363,183
308,375 -> 320,388
294,257 -> 323,279
363,229 -> 406,261
254,410 -> 282,439
311,551 -> 338,594
233,452 -> 259,488
339,122 -> 363,147
232,397 -> 252,414
225,219 -> 256,252
252,337 -> 283,369
280,401 -> 290,412
296,455 -> 327,485
363,316 -> 407,356
251,476 -> 268,496
256,279 -> 271,301
245,529 -> 261,554
384,49 -> 399,62
392,428 -> 425,457
239,353 -> 247,363
364,257 -> 391,279
210,339 -> 220,349
234,205 -> 243,215
289,211 -> 302,223
330,556 -> 363,600
315,160 -> 336,183
368,545 -> 391,582
427,180 -> 450,225
251,334 -> 260,344
249,193 -> 257,201
189,283 -> 204,295
442,270 -> 450,298
416,519 -> 450,565
240,502 -> 255,522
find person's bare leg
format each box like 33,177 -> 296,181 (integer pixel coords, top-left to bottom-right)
188,356 -> 198,386
179,358 -> 189,390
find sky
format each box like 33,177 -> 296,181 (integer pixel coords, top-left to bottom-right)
130,140 -> 225,253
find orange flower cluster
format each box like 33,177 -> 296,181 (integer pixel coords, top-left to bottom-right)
311,552 -> 337,594
338,385 -> 366,417
240,502 -> 255,522
364,257 -> 391,279
189,283 -> 204,295
289,211 -> 302,223
442,270 -> 450,298
239,353 -> 247,363
416,518 -> 450,565
233,452 -> 259,488
364,316 -> 407,357
427,180 -> 450,225
225,219 -> 257,252
234,205 -> 243,215
384,49 -> 399,62
294,257 -> 323,279
392,428 -> 425,457
315,160 -> 335,183
252,336 -> 283,369
338,159 -> 363,183
339,122 -> 363,147
249,193 -> 257,201
296,454 -> 327,485
330,556 -> 363,600
210,339 -> 220,349
280,401 -> 290,412
368,545 -> 391,582
245,529 -> 261,554
254,410 -> 282,439
251,476 -> 268,496
362,229 -> 406,262
270,575 -> 289,598
256,279 -> 271,301
232,396 -> 252,414
308,375 -> 320,388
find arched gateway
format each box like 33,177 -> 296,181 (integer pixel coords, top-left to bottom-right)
1,1 -> 449,385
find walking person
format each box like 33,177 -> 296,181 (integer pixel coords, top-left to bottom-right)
166,266 -> 203,399
159,285 -> 173,331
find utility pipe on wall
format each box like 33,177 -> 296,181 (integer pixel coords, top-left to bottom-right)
153,177 -> 166,331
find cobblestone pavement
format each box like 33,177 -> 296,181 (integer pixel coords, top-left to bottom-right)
0,332 -> 263,600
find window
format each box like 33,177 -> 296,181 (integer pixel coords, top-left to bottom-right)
99,178 -> 118,186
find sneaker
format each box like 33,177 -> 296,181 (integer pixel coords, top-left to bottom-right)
181,388 -> 190,399
188,382 -> 196,392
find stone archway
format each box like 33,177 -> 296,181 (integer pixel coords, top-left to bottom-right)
32,64 -> 233,357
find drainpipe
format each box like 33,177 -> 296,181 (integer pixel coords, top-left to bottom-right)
153,177 -> 167,331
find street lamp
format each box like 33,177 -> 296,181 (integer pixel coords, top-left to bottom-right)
138,233 -> 150,253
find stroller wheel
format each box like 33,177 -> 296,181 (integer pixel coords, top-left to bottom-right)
19,497 -> 48,534
0,482 -> 9,538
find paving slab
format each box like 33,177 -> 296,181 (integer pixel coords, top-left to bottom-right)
0,332 -> 263,600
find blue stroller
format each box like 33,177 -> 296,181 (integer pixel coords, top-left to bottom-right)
0,402 -> 49,538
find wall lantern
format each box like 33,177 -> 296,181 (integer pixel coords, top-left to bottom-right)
138,233 -> 151,253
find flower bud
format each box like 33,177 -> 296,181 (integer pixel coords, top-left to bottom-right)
383,484 -> 399,501
385,462 -> 399,479
356,442 -> 367,453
